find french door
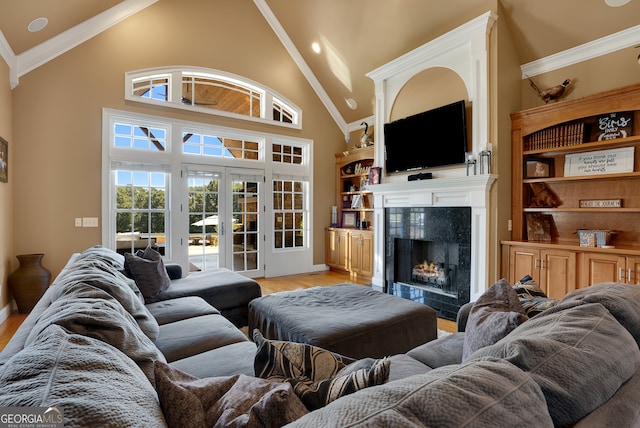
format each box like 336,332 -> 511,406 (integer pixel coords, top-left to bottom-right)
186,166 -> 264,277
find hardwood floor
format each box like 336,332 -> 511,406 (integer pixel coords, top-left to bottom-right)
0,313 -> 27,352
0,269 -> 457,352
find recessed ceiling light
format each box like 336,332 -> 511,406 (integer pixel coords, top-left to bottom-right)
311,42 -> 321,54
604,0 -> 631,6
345,98 -> 358,110
28,17 -> 48,32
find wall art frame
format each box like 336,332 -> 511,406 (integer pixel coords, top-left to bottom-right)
0,137 -> 8,183
524,158 -> 553,179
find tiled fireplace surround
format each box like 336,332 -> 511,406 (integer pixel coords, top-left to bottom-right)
371,175 -> 496,320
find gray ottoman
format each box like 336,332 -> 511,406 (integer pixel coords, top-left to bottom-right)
248,284 -> 437,359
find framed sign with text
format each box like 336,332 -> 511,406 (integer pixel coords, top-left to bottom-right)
595,111 -> 633,141
564,147 -> 634,177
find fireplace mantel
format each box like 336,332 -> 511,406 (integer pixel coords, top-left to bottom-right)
370,174 -> 497,303
369,175 -> 496,208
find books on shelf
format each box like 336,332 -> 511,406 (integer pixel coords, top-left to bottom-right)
524,120 -> 589,151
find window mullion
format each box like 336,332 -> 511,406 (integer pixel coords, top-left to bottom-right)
170,71 -> 182,104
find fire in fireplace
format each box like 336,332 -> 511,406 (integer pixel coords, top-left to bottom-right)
412,260 -> 450,288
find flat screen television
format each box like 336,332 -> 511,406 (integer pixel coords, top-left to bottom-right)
384,100 -> 468,173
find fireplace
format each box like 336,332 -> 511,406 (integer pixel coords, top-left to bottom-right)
385,207 -> 471,320
370,175 -> 497,321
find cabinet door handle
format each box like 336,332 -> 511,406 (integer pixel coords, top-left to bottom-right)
619,267 -> 625,282
628,268 -> 633,284
534,259 -> 539,269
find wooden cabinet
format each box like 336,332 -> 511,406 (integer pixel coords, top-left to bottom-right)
326,228 -> 348,271
349,230 -> 373,278
508,245 -> 576,300
326,228 -> 373,281
505,84 -> 640,298
579,252 -> 640,286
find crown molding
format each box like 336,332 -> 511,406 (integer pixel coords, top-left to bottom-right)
521,24 -> 640,78
253,0 -> 347,135
0,31 -> 18,88
16,0 -> 158,80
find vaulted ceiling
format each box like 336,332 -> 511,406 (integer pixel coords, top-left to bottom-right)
1,0 -> 638,129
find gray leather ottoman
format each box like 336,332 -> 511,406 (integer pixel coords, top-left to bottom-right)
248,284 -> 437,359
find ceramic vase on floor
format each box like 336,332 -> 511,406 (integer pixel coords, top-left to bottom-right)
7,253 -> 51,313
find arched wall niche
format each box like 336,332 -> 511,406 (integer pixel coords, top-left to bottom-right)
390,67 -> 469,122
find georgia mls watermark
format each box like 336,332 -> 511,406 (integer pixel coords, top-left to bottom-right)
0,407 -> 63,428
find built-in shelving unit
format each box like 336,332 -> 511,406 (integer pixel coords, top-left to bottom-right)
326,146 -> 375,281
503,83 -> 640,296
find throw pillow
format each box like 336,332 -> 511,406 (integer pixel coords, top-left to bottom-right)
512,276 -> 558,317
462,278 -> 528,361
124,246 -> 171,301
154,361 -> 308,428
253,330 -> 390,410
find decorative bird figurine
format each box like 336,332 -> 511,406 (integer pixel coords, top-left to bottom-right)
528,78 -> 572,104
359,122 -> 374,148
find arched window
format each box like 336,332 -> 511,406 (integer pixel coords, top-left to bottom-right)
125,67 -> 301,129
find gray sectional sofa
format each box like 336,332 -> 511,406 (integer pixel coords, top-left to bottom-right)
0,245 -> 639,427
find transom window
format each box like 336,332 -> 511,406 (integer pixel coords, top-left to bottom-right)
183,131 -> 260,160
115,123 -> 167,151
125,67 -> 301,129
132,75 -> 169,102
272,143 -> 303,164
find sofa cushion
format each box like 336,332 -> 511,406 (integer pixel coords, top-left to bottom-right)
146,296 -> 220,325
0,324 -> 166,427
253,330 -> 390,411
24,296 -> 165,385
149,268 -> 262,311
170,341 -> 258,378
155,314 -> 248,362
386,354 -> 432,381
287,358 -> 553,427
560,281 -> 640,346
469,301 -> 640,427
407,332 -> 465,368
462,279 -> 528,361
573,366 -> 640,428
124,247 -> 171,300
154,361 -> 308,428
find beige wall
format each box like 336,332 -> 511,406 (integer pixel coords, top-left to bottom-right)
0,60 -> 12,309
10,0 -> 344,278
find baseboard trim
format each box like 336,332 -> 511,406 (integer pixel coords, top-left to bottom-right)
0,302 -> 12,326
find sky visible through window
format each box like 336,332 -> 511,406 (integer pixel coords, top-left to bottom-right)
116,170 -> 166,188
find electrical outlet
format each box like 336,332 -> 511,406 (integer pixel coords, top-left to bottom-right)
75,218 -> 82,227
82,217 -> 99,228
508,219 -> 513,231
